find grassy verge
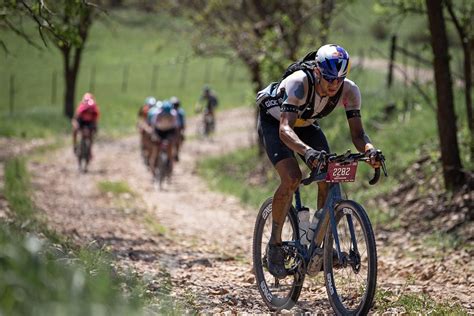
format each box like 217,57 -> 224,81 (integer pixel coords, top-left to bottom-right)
375,288 -> 466,314
1,157 -> 187,315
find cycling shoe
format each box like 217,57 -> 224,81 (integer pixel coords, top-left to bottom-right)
266,244 -> 288,279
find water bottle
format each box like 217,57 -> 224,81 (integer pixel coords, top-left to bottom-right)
306,209 -> 322,244
297,207 -> 310,246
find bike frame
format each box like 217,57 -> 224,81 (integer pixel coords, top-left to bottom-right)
293,172 -> 359,268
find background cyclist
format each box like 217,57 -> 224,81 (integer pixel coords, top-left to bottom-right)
170,96 -> 186,162
137,96 -> 157,165
72,92 -> 100,158
196,85 -> 219,131
258,44 -> 381,278
148,100 -> 179,177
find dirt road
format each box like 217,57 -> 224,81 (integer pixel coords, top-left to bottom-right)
25,107 -> 472,314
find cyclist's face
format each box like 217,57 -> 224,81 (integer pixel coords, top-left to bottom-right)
315,68 -> 344,97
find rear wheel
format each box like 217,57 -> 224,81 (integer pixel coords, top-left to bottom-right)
78,136 -> 91,173
253,198 -> 304,311
156,152 -> 170,188
323,200 -> 377,315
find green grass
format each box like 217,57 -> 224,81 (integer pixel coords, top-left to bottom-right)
0,9 -> 253,138
4,158 -> 35,221
1,157 -> 187,315
143,213 -> 167,237
97,180 -> 135,196
423,232 -> 464,251
375,288 -> 467,314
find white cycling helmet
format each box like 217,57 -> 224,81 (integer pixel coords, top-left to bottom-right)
145,96 -> 157,107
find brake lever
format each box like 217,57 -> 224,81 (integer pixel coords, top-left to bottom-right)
381,160 -> 388,177
302,158 -> 325,186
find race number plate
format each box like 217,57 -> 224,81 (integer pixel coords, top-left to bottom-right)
325,161 -> 358,182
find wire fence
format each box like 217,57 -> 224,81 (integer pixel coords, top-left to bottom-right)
2,56 -> 250,115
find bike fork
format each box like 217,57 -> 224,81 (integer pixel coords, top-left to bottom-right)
327,184 -> 344,264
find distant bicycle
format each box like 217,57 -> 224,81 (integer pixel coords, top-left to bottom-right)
153,139 -> 172,189
77,127 -> 92,173
253,150 -> 387,314
203,109 -> 215,137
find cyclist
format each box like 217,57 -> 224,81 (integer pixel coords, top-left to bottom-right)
72,92 -> 100,158
148,100 -> 179,177
196,85 -> 218,133
137,96 -> 157,164
170,96 -> 186,161
257,44 -> 381,279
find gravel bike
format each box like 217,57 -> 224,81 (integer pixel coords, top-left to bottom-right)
253,150 -> 387,314
77,127 -> 92,173
154,139 -> 172,189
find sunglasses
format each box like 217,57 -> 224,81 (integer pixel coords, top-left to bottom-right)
322,74 -> 345,83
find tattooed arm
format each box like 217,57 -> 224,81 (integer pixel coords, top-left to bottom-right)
279,74 -> 311,156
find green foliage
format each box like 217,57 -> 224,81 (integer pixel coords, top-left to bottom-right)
1,157 -> 148,315
0,224 -> 147,316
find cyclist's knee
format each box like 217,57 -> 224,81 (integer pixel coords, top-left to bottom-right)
281,170 -> 302,192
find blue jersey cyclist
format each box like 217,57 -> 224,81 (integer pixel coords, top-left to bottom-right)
258,44 -> 382,279
149,101 -> 179,175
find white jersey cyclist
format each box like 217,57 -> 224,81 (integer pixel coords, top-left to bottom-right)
266,70 -> 361,127
154,102 -> 178,132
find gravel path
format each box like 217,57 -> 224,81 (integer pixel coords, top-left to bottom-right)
15,106 -> 472,313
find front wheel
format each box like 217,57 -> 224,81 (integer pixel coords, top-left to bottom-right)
252,197 -> 304,312
323,200 -> 377,315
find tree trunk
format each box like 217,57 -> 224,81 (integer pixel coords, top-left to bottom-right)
62,46 -> 83,119
425,0 -> 464,190
445,0 -> 474,161
462,39 -> 473,160
247,62 -> 265,155
319,0 -> 334,44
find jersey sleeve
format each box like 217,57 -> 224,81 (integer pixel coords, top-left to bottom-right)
279,72 -> 308,113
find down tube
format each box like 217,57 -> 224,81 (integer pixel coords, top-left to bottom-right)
327,183 -> 343,262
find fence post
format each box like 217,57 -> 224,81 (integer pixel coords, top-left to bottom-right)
122,64 -> 129,93
180,57 -> 188,89
227,62 -> 235,88
387,35 -> 397,89
89,65 -> 96,92
51,70 -> 57,105
204,60 -> 212,84
151,64 -> 159,92
9,74 -> 15,115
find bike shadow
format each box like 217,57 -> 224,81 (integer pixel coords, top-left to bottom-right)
75,168 -> 107,175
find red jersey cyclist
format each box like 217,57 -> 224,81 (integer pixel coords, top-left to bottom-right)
72,92 -> 100,158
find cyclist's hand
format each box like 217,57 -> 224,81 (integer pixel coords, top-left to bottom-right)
365,145 -> 381,168
304,149 -> 327,168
